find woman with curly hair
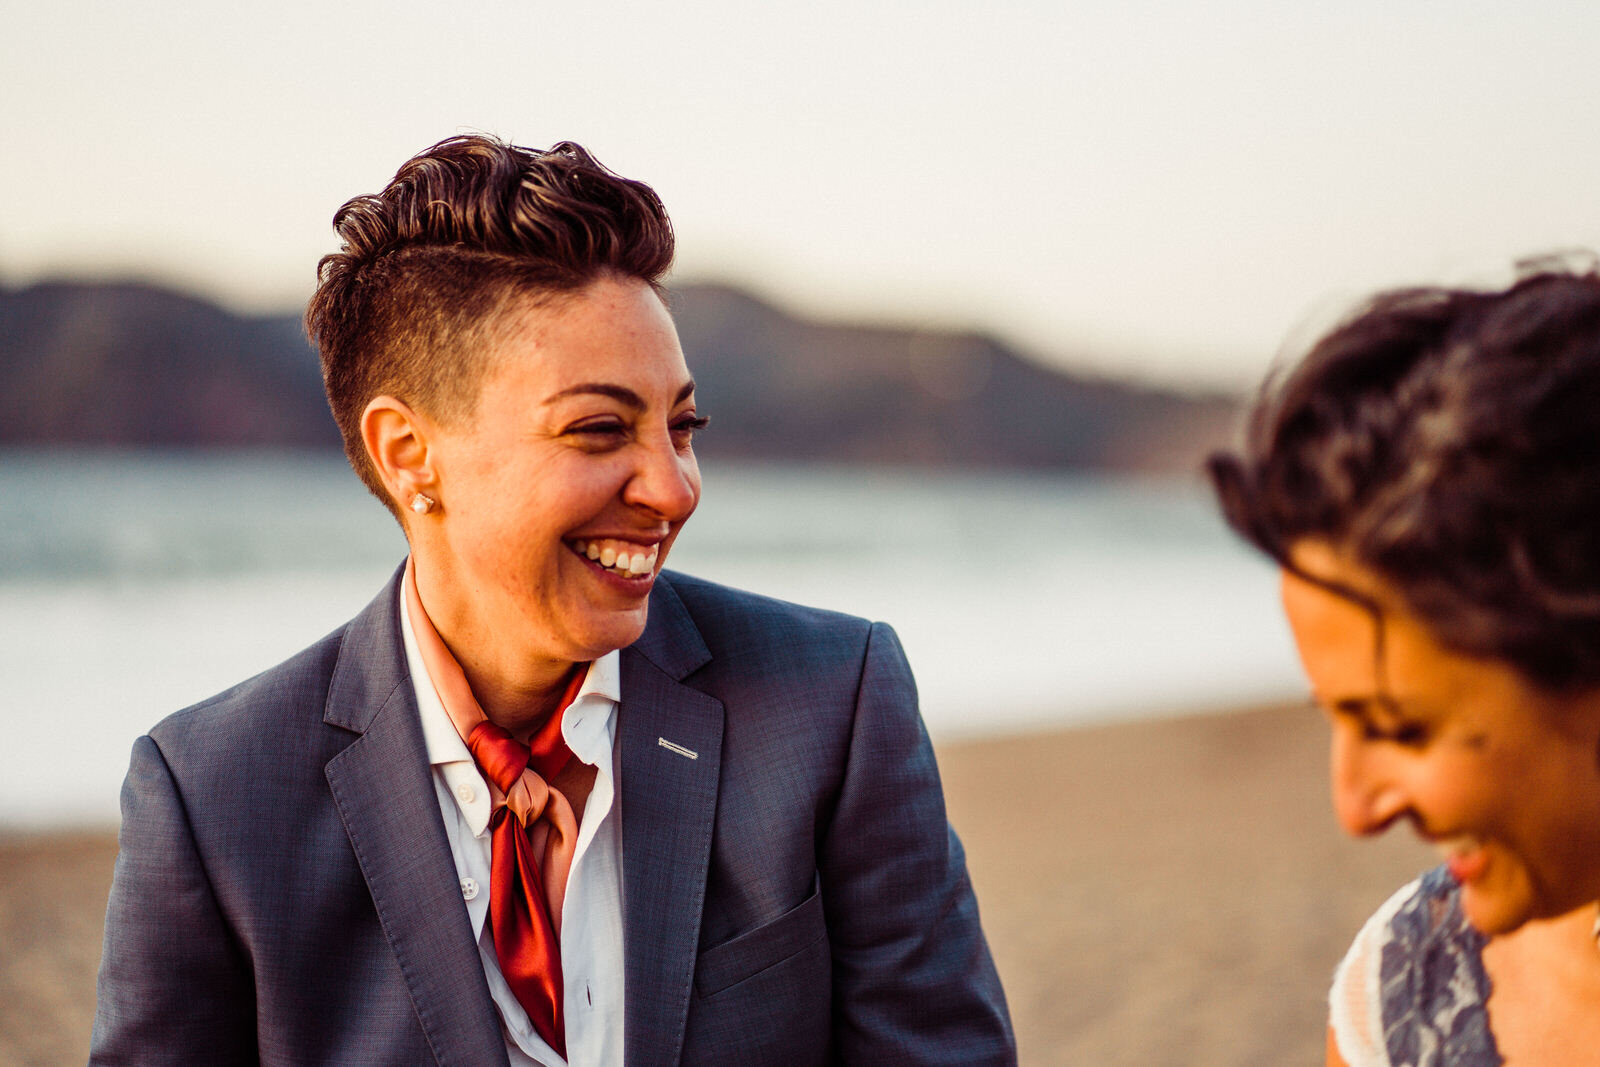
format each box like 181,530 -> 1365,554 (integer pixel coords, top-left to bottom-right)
1211,263 -> 1600,1065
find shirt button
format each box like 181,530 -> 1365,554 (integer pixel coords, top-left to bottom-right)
456,783 -> 476,804
460,877 -> 479,901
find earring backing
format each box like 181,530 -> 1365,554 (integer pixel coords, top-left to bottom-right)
410,492 -> 437,515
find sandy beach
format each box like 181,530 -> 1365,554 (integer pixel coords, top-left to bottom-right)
0,703 -> 1432,1066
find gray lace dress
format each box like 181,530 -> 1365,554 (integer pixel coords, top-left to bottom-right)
1329,866 -> 1500,1066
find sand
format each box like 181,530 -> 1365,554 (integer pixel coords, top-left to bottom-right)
0,703 -> 1433,1066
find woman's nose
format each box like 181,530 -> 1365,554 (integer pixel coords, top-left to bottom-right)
624,436 -> 700,521
1329,727 -> 1407,837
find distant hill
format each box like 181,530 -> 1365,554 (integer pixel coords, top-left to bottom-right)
0,279 -> 1239,473
0,282 -> 337,447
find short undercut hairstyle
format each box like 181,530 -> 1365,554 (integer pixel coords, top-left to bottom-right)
1209,262 -> 1600,691
305,134 -> 675,515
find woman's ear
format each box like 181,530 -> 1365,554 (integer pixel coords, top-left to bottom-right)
360,395 -> 439,517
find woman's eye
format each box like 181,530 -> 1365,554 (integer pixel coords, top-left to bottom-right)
671,414 -> 710,440
568,422 -> 628,443
1363,721 -> 1429,747
1394,724 -> 1430,747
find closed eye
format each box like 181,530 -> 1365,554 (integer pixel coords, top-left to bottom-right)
1362,721 -> 1430,747
563,420 -> 630,451
1314,693 -> 1429,747
569,422 -> 627,437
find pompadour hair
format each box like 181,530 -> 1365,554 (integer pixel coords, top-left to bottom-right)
305,134 -> 675,514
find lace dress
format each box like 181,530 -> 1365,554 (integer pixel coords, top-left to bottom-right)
1329,866 -> 1501,1066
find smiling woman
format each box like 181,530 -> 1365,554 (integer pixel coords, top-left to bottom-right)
87,135 -> 1015,1066
1280,543 -> 1600,935
363,277 -> 705,725
1210,264 -> 1600,1066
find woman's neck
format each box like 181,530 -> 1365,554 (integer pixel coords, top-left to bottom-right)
455,651 -> 578,740
1483,904 -> 1600,1062
410,557 -> 580,739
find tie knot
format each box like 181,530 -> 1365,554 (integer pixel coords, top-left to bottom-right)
466,721 -> 531,795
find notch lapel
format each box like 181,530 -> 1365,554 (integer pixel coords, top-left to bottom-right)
619,574 -> 725,1067
323,573 -> 510,1067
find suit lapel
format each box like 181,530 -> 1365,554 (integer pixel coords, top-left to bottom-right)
322,572 -> 510,1067
619,574 -> 725,1067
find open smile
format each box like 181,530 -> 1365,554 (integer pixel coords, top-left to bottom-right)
1435,835 -> 1491,885
568,537 -> 660,580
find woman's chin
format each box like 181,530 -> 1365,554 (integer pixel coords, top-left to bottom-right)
1459,880 -> 1537,938
561,606 -> 652,661
1463,905 -> 1526,938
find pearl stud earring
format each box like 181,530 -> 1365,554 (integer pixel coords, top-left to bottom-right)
410,492 -> 437,515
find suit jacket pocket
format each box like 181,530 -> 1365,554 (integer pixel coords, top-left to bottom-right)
694,883 -> 826,997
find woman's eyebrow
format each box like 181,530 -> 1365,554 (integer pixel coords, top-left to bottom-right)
1308,689 -> 1378,717
1331,697 -> 1371,715
542,380 -> 696,408
544,383 -> 645,408
1324,694 -> 1412,729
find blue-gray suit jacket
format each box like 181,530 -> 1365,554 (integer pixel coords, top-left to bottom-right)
90,569 -> 1014,1065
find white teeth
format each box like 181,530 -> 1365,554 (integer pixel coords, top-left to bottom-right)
1434,836 -> 1482,860
574,538 -> 659,577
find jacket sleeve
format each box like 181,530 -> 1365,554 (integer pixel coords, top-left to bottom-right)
819,622 -> 1017,1065
90,734 -> 258,1066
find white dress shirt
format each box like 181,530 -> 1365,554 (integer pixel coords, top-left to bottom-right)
400,592 -> 626,1067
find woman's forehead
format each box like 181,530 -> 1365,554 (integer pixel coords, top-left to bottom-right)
1282,568 -> 1383,686
484,278 -> 690,395
1280,542 -> 1514,717
1280,541 -> 1425,702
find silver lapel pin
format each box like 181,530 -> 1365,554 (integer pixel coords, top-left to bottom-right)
657,737 -> 698,760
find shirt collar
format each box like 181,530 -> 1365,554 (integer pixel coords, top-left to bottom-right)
562,649 -> 620,771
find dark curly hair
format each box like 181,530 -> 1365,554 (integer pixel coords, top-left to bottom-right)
305,134 -> 675,515
1209,262 -> 1600,691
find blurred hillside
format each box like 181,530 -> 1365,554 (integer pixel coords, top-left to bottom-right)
1,283 -> 335,447
0,280 -> 1239,473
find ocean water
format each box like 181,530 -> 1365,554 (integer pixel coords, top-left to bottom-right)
1,450 -> 1302,827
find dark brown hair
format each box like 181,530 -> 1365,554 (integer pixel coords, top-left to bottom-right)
1209,262 -> 1600,690
305,134 -> 675,514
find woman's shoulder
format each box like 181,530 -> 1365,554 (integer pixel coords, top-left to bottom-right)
649,570 -> 906,714
1330,866 -> 1499,1066
142,622 -> 351,782
654,569 -> 877,649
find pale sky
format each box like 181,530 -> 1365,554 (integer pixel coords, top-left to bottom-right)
5,0 -> 1600,388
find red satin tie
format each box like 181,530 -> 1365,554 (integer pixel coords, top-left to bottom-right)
403,560 -> 584,1057
466,670 -> 584,1058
